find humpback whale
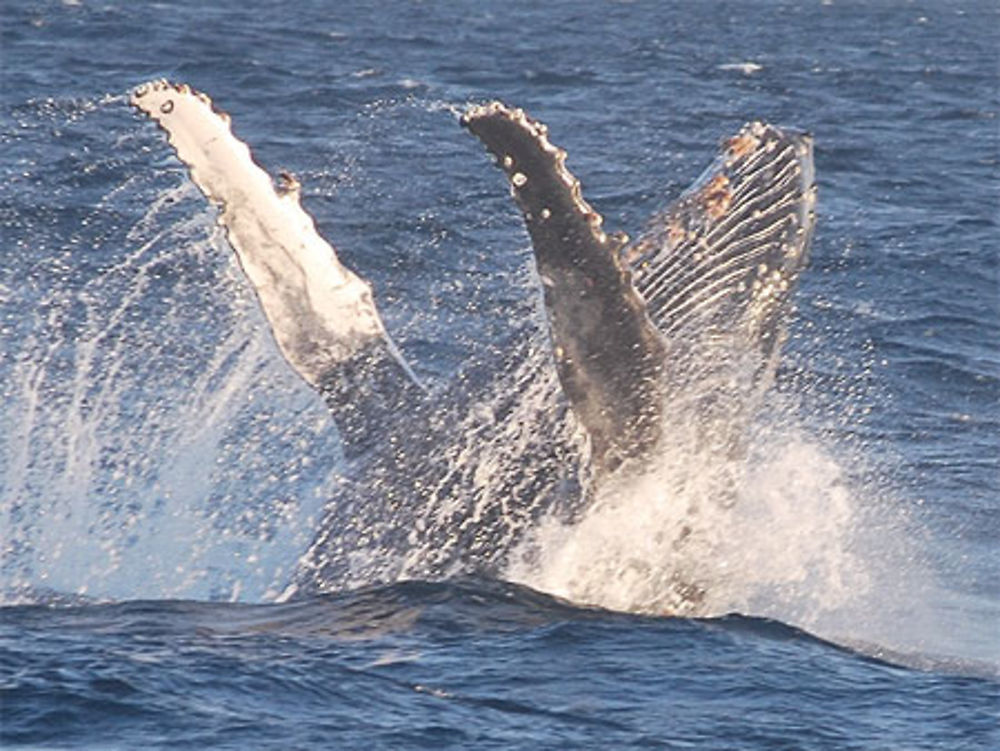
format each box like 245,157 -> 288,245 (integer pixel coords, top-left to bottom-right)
130,81 -> 815,598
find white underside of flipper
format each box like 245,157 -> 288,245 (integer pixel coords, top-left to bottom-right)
130,80 -> 386,389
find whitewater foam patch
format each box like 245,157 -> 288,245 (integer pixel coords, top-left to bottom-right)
506,380 -> 973,667
508,412 -> 885,631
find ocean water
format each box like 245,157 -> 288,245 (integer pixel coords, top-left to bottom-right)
2,0 -> 998,748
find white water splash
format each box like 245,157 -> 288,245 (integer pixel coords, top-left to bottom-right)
1,162 -> 336,603
508,394 -> 932,651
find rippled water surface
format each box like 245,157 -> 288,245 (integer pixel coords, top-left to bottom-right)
2,0 -> 998,748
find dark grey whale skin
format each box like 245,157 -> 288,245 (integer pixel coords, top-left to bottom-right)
460,104 -> 667,476
296,107 -> 815,596
130,83 -> 815,596
460,103 -> 815,470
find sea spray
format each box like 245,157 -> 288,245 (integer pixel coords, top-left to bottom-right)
1,109 -> 335,602
509,428 -> 869,618
505,373 -> 945,661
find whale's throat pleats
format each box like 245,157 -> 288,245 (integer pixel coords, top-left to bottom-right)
626,122 -> 816,391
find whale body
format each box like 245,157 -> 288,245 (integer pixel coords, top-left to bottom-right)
130,81 -> 816,597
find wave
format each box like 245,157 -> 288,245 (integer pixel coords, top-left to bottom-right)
4,577 -> 995,680
0,578 -> 890,655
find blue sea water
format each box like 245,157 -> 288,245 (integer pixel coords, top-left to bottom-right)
1,0 -> 998,748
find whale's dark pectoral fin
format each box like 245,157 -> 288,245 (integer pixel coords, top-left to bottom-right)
462,103 -> 667,473
131,80 -> 421,452
627,122 -> 817,395
464,106 -> 816,468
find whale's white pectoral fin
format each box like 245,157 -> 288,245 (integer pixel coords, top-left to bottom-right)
130,80 -> 388,390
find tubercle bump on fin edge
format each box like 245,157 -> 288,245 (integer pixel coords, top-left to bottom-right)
129,79 -> 236,160
461,101 -> 631,250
